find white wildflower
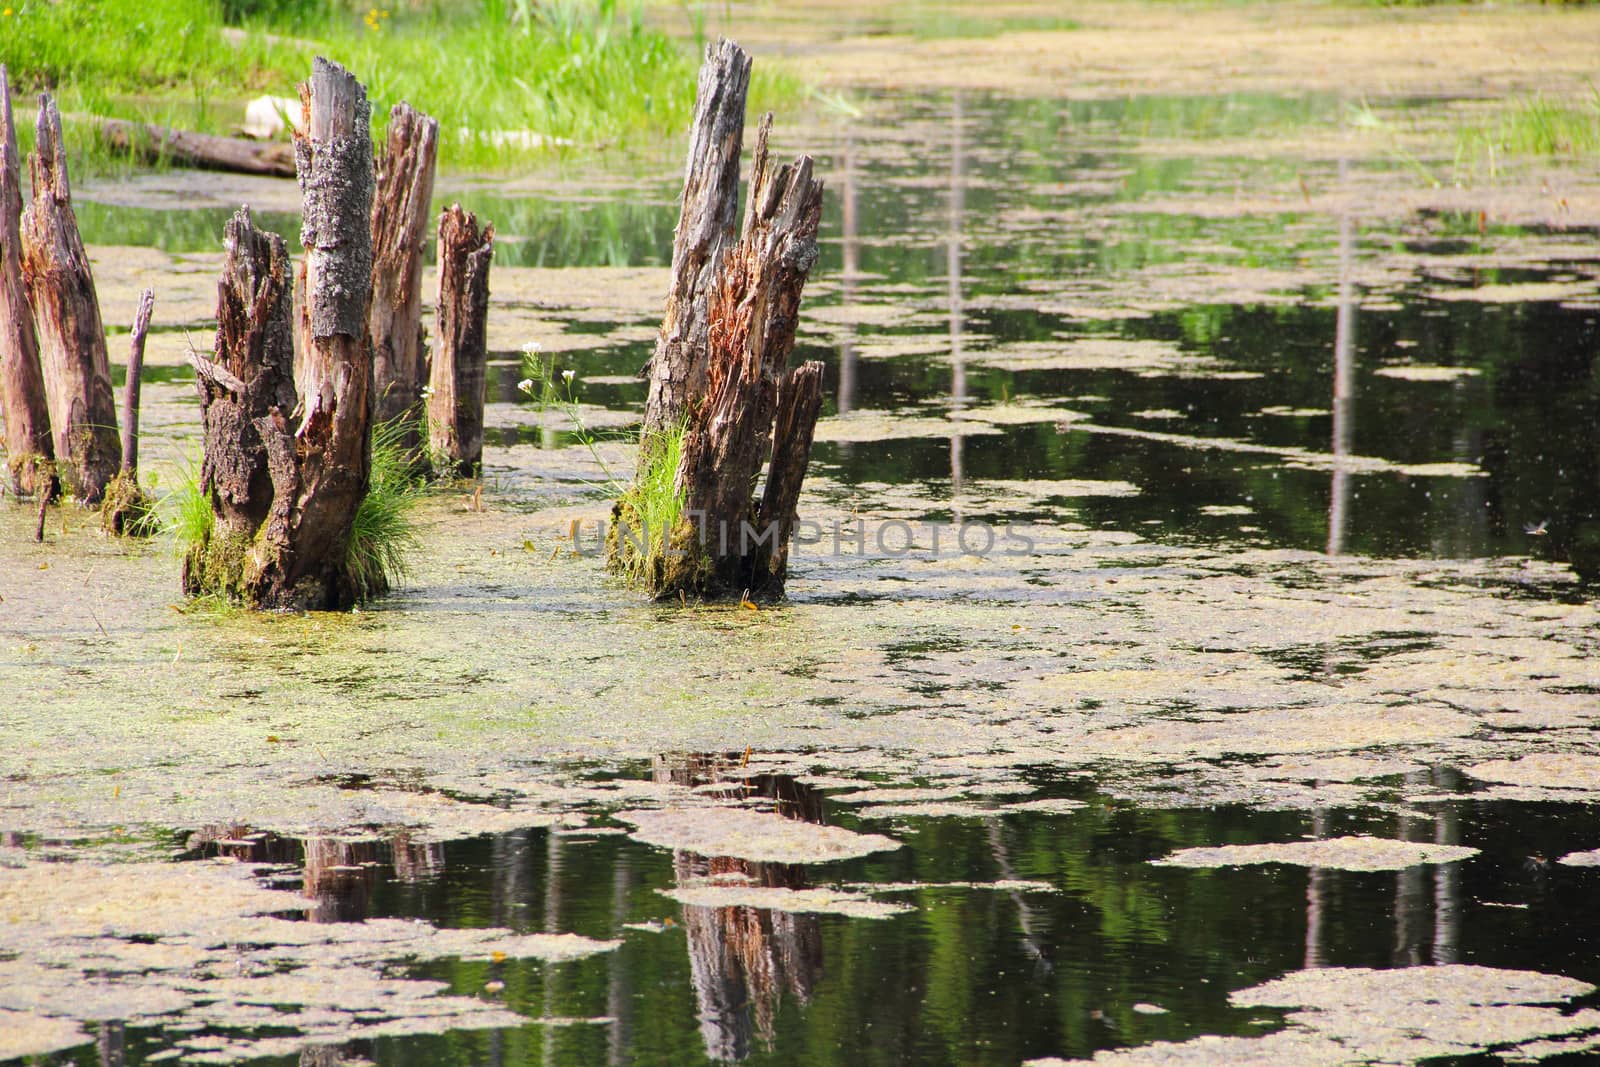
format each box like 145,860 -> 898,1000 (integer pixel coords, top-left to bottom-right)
517,378 -> 534,393
561,369 -> 576,382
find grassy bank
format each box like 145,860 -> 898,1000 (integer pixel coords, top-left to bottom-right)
0,0 -> 801,171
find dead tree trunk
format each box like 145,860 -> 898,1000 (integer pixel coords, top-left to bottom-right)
101,288 -> 155,534
183,208 -> 297,597
622,113 -> 825,601
640,38 -> 751,442
672,119 -> 824,598
369,102 -> 438,460
185,59 -> 376,610
0,65 -> 54,499
426,203 -> 493,477
21,93 -> 121,504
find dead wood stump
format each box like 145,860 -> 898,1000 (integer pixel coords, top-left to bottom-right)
101,287 -> 156,535
21,93 -> 121,504
426,203 -> 493,477
370,102 -> 439,461
0,65 -> 54,500
184,58 -> 377,610
640,38 -> 752,441
614,103 -> 826,602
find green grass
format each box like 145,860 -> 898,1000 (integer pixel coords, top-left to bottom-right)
1459,92 -> 1600,161
160,453 -> 215,552
345,416 -> 423,600
0,0 -> 802,171
610,420 -> 689,589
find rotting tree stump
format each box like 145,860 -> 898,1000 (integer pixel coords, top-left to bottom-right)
669,117 -> 825,599
370,102 -> 439,461
0,65 -> 54,500
101,287 -> 155,535
426,203 -> 493,477
185,58 -> 377,610
640,37 -> 752,441
614,93 -> 826,602
21,93 -> 121,504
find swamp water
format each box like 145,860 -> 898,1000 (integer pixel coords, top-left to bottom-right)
4,89 -> 1600,1065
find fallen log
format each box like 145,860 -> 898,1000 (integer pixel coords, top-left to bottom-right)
370,102 -> 439,461
0,64 -> 54,500
96,117 -> 297,177
426,203 -> 494,477
21,93 -> 121,504
640,38 -> 752,441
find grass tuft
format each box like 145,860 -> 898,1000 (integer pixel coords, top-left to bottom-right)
607,420 -> 690,590
345,416 -> 424,601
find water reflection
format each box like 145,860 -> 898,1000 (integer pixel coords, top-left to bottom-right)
654,754 -> 827,1062
1327,157 -> 1357,557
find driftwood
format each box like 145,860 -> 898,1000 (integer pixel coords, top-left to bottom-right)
101,288 -> 155,535
97,117 -> 296,177
670,117 -> 825,598
369,102 -> 439,457
426,203 -> 494,477
21,93 -> 122,504
0,65 -> 54,499
640,38 -> 752,441
185,59 -> 376,609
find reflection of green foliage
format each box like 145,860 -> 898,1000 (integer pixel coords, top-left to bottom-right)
1456,91 -> 1600,169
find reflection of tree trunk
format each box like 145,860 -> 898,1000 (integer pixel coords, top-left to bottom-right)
542,829 -> 564,1060
96,1021 -> 125,1067
657,753 -> 825,1061
837,136 -> 859,416
491,829 -> 533,930
390,831 -> 445,884
948,93 -> 967,513
1432,766 -> 1462,964
985,819 -> 1050,972
607,852 -> 635,1067
1305,802 -> 1328,969
1327,157 -> 1357,557
302,838 -> 380,923
1393,770 -> 1430,966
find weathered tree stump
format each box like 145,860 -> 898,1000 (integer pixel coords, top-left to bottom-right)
101,287 -> 155,535
669,118 -> 824,598
369,102 -> 439,460
615,102 -> 826,602
640,38 -> 752,441
21,93 -> 121,504
183,208 -> 297,597
426,203 -> 493,477
0,65 -> 54,500
185,59 -> 377,610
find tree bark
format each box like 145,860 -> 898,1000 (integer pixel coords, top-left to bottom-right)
751,360 -> 824,592
184,207 -> 297,594
640,38 -> 751,442
0,65 -> 54,499
101,287 -> 155,535
427,203 -> 493,477
185,60 -> 375,609
120,287 -> 154,477
667,116 -> 824,598
96,117 -> 297,177
22,93 -> 121,504
369,102 -> 439,458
